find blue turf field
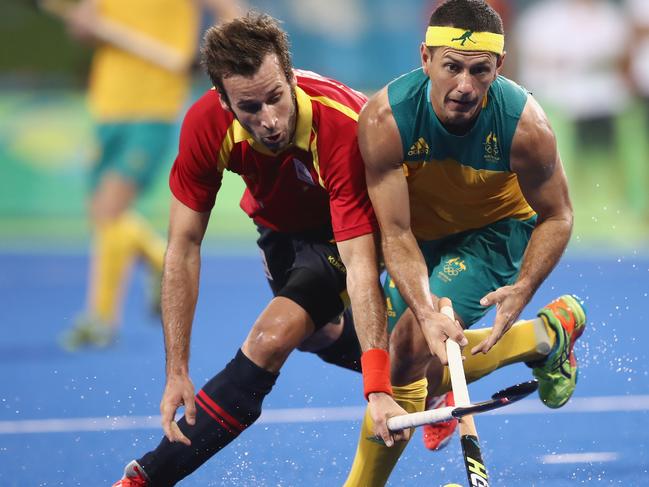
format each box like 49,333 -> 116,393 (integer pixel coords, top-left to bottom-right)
1,250 -> 648,486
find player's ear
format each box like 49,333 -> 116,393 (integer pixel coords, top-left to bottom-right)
217,90 -> 231,113
496,52 -> 506,76
420,43 -> 432,75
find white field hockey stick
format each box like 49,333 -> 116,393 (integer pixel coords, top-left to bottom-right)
386,304 -> 513,487
442,304 -> 490,487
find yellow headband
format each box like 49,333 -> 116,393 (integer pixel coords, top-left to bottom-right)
425,26 -> 504,55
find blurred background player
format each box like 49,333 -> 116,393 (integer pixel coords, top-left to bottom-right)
514,0 -> 640,215
622,0 -> 649,218
58,0 -> 244,350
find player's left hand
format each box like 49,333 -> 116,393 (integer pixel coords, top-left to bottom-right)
368,392 -> 410,447
472,284 -> 530,354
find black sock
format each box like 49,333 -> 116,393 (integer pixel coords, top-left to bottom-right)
314,308 -> 362,372
138,349 -> 278,486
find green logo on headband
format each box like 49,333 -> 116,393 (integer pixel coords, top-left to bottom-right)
451,30 -> 477,46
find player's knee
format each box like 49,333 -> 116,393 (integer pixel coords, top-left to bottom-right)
90,198 -> 127,225
244,316 -> 305,362
390,309 -> 416,356
390,310 -> 430,383
244,328 -> 288,361
297,320 -> 342,352
90,176 -> 137,223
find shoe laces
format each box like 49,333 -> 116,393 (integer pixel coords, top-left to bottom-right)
544,325 -> 571,373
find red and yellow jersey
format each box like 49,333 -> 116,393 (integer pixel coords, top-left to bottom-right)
88,0 -> 199,121
169,70 -> 377,242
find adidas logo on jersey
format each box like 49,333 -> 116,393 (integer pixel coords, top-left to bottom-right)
407,137 -> 430,157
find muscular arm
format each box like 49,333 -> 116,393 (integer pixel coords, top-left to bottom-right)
47,0 -> 192,72
512,96 -> 573,299
162,195 -> 210,375
52,0 -> 99,44
339,232 -> 414,446
474,95 -> 573,353
337,233 -> 386,352
358,88 -> 465,363
160,194 -> 210,444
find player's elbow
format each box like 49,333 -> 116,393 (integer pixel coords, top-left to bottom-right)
538,209 -> 573,235
555,207 -> 574,230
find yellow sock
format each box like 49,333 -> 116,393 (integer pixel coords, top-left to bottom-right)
344,378 -> 427,487
123,212 -> 166,272
89,212 -> 165,324
431,319 -> 557,396
89,216 -> 136,323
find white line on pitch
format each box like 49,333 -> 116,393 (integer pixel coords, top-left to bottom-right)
0,395 -> 647,435
541,452 -> 619,464
0,407 -> 367,435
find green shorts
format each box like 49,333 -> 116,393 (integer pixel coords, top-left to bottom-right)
385,216 -> 537,332
91,121 -> 175,190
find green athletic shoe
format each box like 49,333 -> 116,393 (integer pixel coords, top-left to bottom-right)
60,315 -> 116,351
532,294 -> 586,409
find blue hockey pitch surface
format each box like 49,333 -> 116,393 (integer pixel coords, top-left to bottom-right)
0,251 -> 647,486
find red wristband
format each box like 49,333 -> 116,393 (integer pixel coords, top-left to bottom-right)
360,349 -> 393,400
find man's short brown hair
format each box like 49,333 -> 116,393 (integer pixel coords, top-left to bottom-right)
201,12 -> 293,104
429,0 -> 503,34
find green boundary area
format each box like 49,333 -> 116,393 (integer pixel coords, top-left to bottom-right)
0,90 -> 647,254
0,89 -> 257,252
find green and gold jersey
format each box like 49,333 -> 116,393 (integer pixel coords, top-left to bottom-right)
88,0 -> 199,121
387,68 -> 535,240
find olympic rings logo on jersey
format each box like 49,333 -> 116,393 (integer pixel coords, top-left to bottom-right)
443,257 -> 467,277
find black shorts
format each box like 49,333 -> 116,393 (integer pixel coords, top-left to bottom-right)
256,224 -> 348,328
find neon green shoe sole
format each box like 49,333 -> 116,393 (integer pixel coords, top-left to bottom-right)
60,315 -> 116,351
533,294 -> 586,409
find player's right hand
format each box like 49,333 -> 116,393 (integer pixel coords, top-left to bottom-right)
64,0 -> 98,43
368,392 -> 410,447
160,373 -> 196,446
420,297 -> 467,365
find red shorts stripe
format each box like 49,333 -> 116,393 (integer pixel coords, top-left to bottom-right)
195,394 -> 237,435
197,390 -> 245,432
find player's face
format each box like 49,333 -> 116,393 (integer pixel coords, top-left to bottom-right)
221,53 -> 297,152
422,45 -> 502,132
